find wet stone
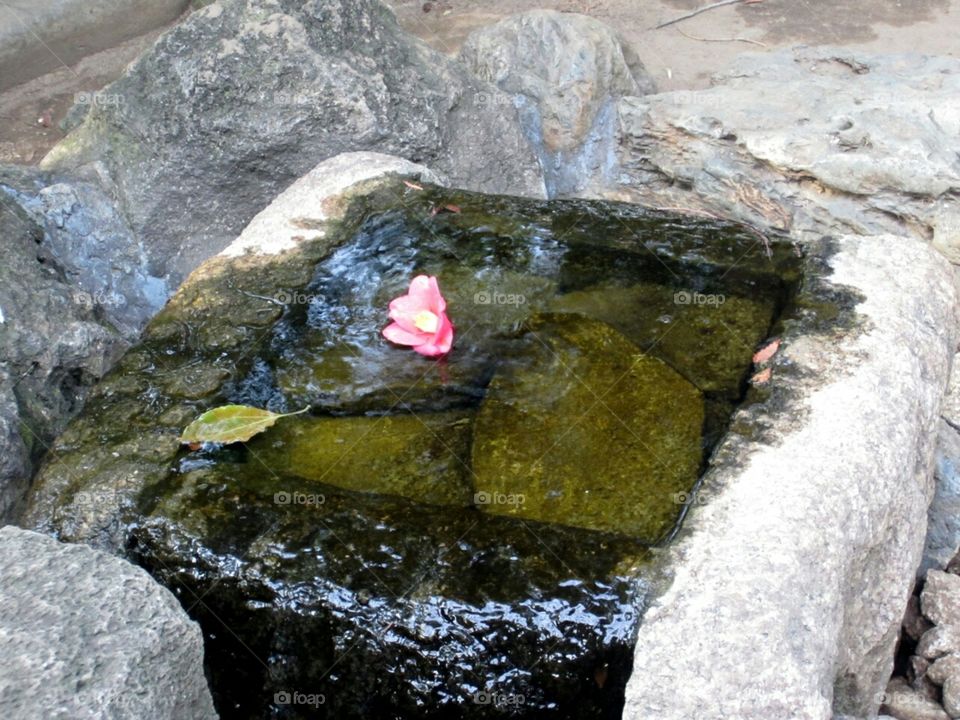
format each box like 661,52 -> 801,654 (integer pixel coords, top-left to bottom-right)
242,411 -> 475,507
472,314 -> 705,541
550,283 -> 774,397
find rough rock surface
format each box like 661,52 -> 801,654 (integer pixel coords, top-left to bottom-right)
923,421 -> 960,576
0,0 -> 189,92
0,525 -> 215,720
622,236 -> 959,719
923,571 -> 960,628
0,195 -> 126,523
1,164 -> 167,331
605,47 -> 960,256
881,677 -> 951,720
460,10 -> 653,195
40,0 -> 545,298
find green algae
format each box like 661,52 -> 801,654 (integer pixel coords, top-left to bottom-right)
550,283 -> 774,397
245,411 -> 474,506
472,314 -> 704,541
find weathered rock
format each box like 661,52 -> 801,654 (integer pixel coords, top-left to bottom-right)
461,10 -> 653,196
0,525 -> 215,720
923,571 -> 960,627
0,0 -> 189,92
1,164 -> 168,331
0,194 -> 126,523
605,48 -> 960,257
909,656 -> 933,687
907,594 -> 937,643
0,370 -> 29,523
928,653 -> 960,685
622,236 -> 959,719
41,0 -> 545,297
919,625 -> 960,661
944,674 -> 960,718
881,677 -> 951,720
923,421 -> 960,574
471,313 -> 704,541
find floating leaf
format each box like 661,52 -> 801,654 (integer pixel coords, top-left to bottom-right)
752,338 -> 781,365
179,405 -> 308,445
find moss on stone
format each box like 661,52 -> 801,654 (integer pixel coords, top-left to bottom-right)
472,314 -> 704,541
550,284 -> 774,396
246,411 -> 475,506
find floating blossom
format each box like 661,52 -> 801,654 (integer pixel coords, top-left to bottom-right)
382,275 -> 454,357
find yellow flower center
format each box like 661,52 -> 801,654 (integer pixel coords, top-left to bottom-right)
413,310 -> 440,333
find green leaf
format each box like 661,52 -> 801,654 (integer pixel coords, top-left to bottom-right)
179,405 -> 308,445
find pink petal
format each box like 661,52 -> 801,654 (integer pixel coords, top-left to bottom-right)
382,322 -> 427,346
388,307 -> 421,334
412,313 -> 454,357
407,275 -> 446,314
388,294 -> 425,317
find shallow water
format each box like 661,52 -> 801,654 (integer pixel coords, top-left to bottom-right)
28,183 -> 802,719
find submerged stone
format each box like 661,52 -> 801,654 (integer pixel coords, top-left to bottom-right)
550,284 -> 774,396
243,411 -> 474,507
472,314 -> 704,541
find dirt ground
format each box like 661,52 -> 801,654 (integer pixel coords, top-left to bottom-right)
1,0 -> 958,165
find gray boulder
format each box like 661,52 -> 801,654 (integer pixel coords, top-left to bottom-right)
622,235 -> 959,719
460,10 -> 654,196
608,47 -> 960,254
40,0 -> 545,298
0,195 -> 127,523
0,525 -> 215,720
1,165 -> 168,332
923,571 -> 960,628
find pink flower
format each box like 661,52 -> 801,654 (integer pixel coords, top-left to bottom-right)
382,275 -> 454,357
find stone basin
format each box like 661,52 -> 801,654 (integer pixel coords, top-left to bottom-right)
24,153 -> 809,719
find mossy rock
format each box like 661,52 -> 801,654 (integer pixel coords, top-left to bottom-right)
550,284 -> 774,397
472,314 -> 704,541
243,411 -> 474,506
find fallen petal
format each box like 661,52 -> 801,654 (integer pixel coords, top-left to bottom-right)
382,322 -> 427,346
751,367 -> 773,384
752,338 -> 781,365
